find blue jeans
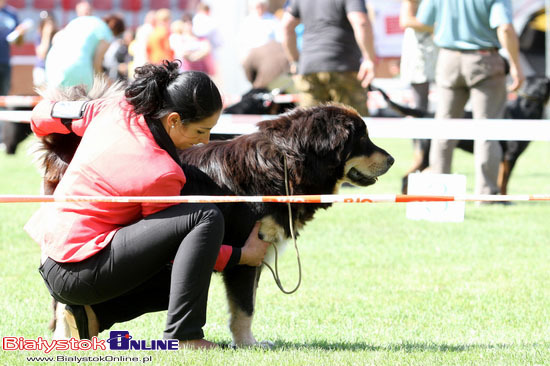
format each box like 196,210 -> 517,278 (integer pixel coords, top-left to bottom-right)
0,62 -> 11,143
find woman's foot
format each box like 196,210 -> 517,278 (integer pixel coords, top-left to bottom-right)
179,339 -> 219,349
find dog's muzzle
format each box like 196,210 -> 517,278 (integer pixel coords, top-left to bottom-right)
346,155 -> 395,186
347,167 -> 378,186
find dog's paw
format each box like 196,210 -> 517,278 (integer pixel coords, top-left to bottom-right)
257,340 -> 275,349
230,340 -> 274,349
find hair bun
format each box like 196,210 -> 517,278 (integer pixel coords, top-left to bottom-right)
125,61 -> 221,120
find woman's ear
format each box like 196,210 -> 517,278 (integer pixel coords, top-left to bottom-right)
167,112 -> 181,127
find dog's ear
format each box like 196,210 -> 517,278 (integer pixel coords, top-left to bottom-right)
258,105 -> 354,156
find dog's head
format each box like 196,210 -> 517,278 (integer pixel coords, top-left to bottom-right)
511,76 -> 550,120
258,103 -> 394,192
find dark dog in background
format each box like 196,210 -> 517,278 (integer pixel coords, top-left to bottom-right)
34,79 -> 394,346
369,76 -> 550,194
224,88 -> 295,115
214,87 -> 296,141
2,113 -> 32,155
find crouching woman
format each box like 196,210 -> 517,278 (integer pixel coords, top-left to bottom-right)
25,61 -> 270,349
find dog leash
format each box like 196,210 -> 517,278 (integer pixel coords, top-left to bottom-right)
262,156 -> 302,295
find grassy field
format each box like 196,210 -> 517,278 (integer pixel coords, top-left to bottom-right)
1,135 -> 550,365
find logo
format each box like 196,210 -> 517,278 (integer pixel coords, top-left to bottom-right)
2,337 -> 106,353
2,331 -> 178,353
106,331 -> 178,351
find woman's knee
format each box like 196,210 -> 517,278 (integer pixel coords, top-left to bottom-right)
200,203 -> 224,229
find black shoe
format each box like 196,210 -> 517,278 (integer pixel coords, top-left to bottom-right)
64,304 -> 98,339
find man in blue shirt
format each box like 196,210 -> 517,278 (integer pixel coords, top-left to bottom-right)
414,0 -> 524,196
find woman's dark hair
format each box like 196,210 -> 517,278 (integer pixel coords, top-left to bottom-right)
103,14 -> 125,37
125,60 -> 222,123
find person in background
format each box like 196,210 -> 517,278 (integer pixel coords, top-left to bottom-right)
128,10 -> 155,79
146,8 -> 174,65
75,1 -> 92,17
281,0 -> 376,116
102,15 -> 129,82
192,2 -> 222,54
413,0 -> 525,196
27,63 -> 271,350
44,13 -> 120,90
399,0 -> 437,113
169,14 -> 214,76
0,0 -> 30,152
191,3 -> 222,80
238,0 -> 281,62
241,40 -> 290,89
113,29 -> 134,81
33,11 -> 58,89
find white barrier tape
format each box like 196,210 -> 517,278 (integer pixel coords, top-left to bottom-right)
0,95 -> 41,108
0,110 -> 32,122
1,194 -> 549,204
2,111 -> 549,141
213,115 -> 550,141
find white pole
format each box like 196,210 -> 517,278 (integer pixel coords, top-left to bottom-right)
546,0 -> 550,78
545,0 -> 550,118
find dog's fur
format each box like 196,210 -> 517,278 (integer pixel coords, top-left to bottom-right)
36,81 -> 394,347
369,76 -> 550,194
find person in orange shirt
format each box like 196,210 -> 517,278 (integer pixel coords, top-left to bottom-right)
146,8 -> 174,64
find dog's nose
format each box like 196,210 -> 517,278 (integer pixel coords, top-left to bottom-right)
387,155 -> 395,167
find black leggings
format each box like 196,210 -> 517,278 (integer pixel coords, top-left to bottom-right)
39,203 -> 224,341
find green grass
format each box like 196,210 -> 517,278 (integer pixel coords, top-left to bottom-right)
1,136 -> 550,365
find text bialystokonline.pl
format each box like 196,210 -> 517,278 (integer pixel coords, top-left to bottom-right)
25,355 -> 153,363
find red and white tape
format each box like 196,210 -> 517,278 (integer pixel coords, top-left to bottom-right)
1,194 -> 549,204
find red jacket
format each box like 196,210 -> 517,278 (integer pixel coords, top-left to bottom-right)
25,97 -> 235,270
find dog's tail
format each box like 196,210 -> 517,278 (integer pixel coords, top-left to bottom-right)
368,84 -> 428,118
30,77 -> 126,194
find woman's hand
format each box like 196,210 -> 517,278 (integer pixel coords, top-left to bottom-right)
239,222 -> 271,266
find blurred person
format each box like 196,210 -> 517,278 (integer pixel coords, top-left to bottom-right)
413,0 -> 525,195
192,3 -> 222,51
27,63 -> 271,349
0,0 -> 24,95
242,40 -> 289,89
113,29 -> 134,81
0,0 -> 30,150
128,10 -> 155,78
146,8 -> 174,65
399,0 -> 437,113
75,1 -> 92,16
33,11 -> 58,88
44,13 -> 120,90
238,0 -> 281,62
169,15 -> 214,75
192,2 -> 222,80
281,0 -> 376,116
103,17 -> 130,82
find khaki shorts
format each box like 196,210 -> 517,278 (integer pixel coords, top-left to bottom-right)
293,71 -> 369,116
